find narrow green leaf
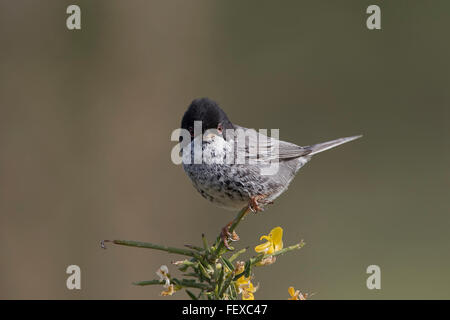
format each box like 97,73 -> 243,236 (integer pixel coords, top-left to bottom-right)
228,247 -> 247,262
202,233 -> 210,253
178,265 -> 189,272
186,289 -> 198,300
182,273 -> 199,278
185,244 -> 204,252
182,278 -> 196,283
219,272 -> 235,298
233,271 -> 245,281
132,279 -> 163,286
171,278 -> 181,286
229,281 -> 238,300
221,257 -> 234,271
105,240 -> 197,257
244,260 -> 251,277
216,265 -> 225,297
198,262 -> 211,280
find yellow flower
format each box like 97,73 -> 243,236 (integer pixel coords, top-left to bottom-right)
288,286 -> 308,300
235,275 -> 251,288
254,227 -> 283,254
242,282 -> 256,300
161,284 -> 175,296
235,275 -> 257,300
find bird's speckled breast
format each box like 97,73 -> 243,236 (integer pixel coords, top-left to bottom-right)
182,136 -> 267,210
181,134 -> 303,211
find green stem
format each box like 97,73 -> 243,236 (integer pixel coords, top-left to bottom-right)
185,244 -> 204,251
133,279 -> 209,290
219,271 -> 235,298
233,241 -> 306,280
228,206 -> 250,234
228,247 -> 247,262
133,280 -> 165,286
202,234 -> 209,253
104,240 -> 197,257
253,241 -> 306,265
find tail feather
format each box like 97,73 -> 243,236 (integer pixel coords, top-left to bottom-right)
307,135 -> 362,156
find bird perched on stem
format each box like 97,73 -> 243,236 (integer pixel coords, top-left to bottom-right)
179,97 -> 361,249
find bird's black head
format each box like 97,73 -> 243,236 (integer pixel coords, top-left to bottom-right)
180,98 -> 234,141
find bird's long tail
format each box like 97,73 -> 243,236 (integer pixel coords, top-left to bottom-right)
307,135 -> 362,156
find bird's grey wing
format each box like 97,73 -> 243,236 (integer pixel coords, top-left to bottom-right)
231,125 -> 311,163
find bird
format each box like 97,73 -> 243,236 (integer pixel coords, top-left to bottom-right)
179,97 -> 361,249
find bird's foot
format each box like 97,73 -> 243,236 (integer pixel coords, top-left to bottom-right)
220,221 -> 240,250
249,195 -> 272,213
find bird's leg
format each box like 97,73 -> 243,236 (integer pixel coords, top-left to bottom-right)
220,198 -> 265,249
220,221 -> 240,250
220,206 -> 252,250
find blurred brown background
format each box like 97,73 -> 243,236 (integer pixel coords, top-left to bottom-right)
0,0 -> 449,299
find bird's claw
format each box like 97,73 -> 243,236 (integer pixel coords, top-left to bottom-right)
221,221 -> 240,250
249,196 -> 267,213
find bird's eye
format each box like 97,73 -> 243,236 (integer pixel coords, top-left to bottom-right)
217,123 -> 223,134
188,126 -> 194,136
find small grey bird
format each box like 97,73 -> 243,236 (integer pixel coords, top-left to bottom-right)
180,97 -> 361,248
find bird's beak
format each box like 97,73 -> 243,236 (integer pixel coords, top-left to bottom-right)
204,132 -> 218,141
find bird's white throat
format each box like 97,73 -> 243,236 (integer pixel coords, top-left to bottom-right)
182,134 -> 233,165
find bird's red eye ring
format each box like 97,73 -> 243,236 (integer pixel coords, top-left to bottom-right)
188,126 -> 194,136
217,123 -> 223,134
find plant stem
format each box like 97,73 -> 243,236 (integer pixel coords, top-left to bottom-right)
133,279 -> 209,290
229,206 -> 250,234
202,234 -> 209,252
104,240 -> 197,257
228,247 -> 247,262
253,241 -> 306,265
219,271 -> 235,298
233,241 -> 306,280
